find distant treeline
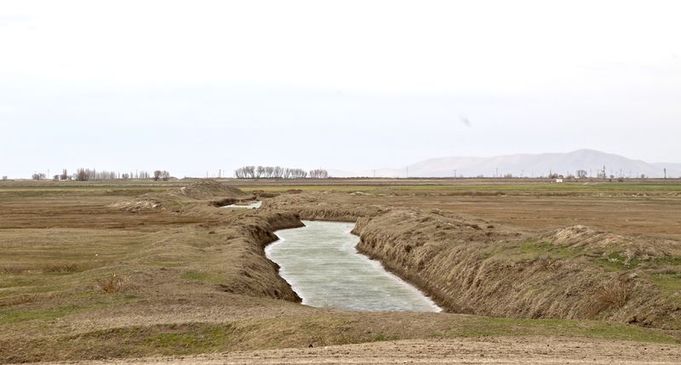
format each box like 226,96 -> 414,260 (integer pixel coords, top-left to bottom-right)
234,166 -> 329,179
32,169 -> 172,181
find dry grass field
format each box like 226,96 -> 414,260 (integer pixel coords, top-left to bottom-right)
1,178 -> 681,363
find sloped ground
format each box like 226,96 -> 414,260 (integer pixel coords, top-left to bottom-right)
354,211 -> 681,328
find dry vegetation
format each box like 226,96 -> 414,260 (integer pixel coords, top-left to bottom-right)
1,178 -> 680,363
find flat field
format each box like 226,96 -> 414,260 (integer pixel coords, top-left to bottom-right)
1,178 -> 680,364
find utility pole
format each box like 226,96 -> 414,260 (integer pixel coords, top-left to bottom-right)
664,168 -> 667,179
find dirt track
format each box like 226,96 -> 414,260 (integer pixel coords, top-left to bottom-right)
32,337 -> 681,364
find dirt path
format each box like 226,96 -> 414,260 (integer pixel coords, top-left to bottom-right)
31,337 -> 681,364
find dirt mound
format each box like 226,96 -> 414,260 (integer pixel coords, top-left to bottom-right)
109,198 -> 163,212
353,211 -> 681,329
263,191 -> 383,221
179,180 -> 249,200
111,181 -> 253,211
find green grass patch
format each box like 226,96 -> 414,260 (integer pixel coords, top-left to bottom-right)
492,240 -> 582,263
598,252 -> 641,271
143,324 -> 234,354
652,256 -> 681,266
181,271 -> 224,284
0,275 -> 40,289
0,305 -> 79,325
651,272 -> 681,295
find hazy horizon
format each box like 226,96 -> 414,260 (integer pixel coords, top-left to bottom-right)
2,1 -> 680,178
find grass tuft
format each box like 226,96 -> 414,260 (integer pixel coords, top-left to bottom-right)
589,279 -> 631,316
98,273 -> 126,294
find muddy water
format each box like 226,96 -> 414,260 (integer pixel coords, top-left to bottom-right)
266,221 -> 441,312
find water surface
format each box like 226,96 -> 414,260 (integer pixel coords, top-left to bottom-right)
223,201 -> 262,209
266,221 -> 441,312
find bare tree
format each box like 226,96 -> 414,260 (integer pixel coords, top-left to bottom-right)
235,166 -> 323,179
94,170 -> 117,180
576,170 -> 587,179
273,166 -> 283,178
75,168 -> 89,181
309,169 -> 329,179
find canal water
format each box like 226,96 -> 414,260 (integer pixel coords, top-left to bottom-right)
223,201 -> 262,209
266,221 -> 441,312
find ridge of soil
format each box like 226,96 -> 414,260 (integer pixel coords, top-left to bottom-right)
266,191 -> 681,330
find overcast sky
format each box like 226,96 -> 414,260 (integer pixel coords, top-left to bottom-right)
1,0 -> 680,178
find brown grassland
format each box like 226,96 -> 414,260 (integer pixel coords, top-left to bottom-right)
1,178 -> 681,364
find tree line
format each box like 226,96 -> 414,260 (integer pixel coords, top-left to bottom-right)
31,169 -> 171,181
234,166 -> 328,179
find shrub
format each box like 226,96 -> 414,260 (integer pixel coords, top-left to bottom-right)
97,273 -> 126,293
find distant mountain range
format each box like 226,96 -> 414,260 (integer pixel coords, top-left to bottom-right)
330,149 -> 681,178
